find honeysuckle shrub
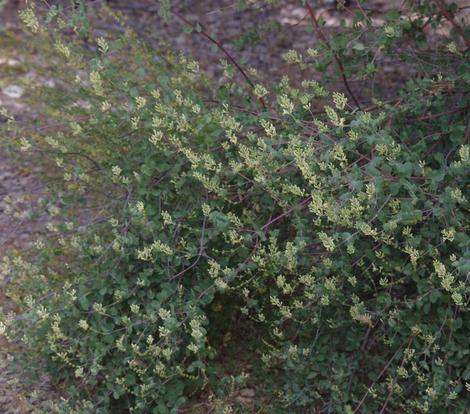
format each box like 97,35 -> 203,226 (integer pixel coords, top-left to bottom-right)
1,1 -> 470,413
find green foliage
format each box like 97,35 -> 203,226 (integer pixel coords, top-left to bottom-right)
1,1 -> 470,413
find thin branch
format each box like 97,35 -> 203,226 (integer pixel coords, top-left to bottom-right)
378,337 -> 413,414
434,0 -> 470,49
305,2 -> 362,109
353,338 -> 410,413
261,196 -> 311,232
231,195 -> 312,275
27,148 -> 102,170
408,104 -> 470,122
171,9 -> 267,111
464,117 -> 470,143
170,212 -> 207,280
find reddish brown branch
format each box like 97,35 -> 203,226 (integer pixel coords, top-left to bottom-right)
434,0 -> 470,49
378,337 -> 413,414
353,338 -> 411,413
465,117 -> 470,143
171,10 -> 267,111
408,105 -> 470,122
235,196 -> 312,273
261,196 -> 312,232
305,2 -> 361,109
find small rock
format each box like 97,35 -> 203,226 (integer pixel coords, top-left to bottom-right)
2,85 -> 24,99
74,99 -> 92,110
0,58 -> 20,67
43,79 -> 56,88
240,388 -> 255,398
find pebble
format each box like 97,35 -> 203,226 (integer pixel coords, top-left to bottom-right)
0,58 -> 20,67
2,85 -> 24,99
240,388 -> 256,398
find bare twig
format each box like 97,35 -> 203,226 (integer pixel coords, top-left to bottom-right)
171,10 -> 267,111
305,2 -> 362,109
464,117 -> 470,143
353,338 -> 410,413
261,196 -> 312,232
378,337 -> 413,414
170,208 -> 207,280
408,105 -> 470,122
434,0 -> 470,49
